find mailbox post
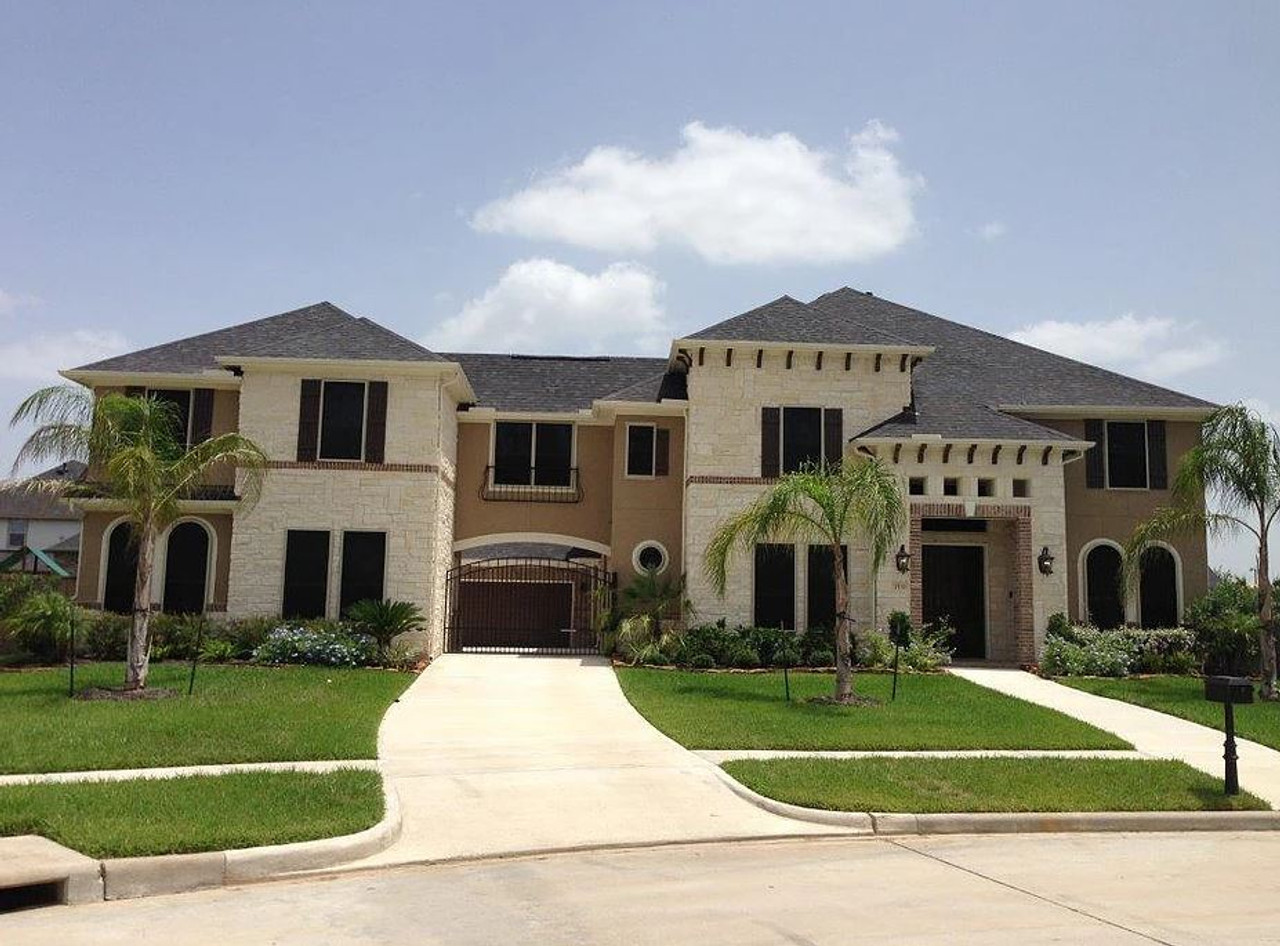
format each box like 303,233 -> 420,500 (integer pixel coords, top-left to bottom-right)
1204,675 -> 1255,795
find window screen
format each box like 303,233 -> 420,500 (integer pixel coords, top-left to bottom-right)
340,531 -> 387,614
534,423 -> 573,487
282,530 -> 330,619
494,422 -> 534,485
626,425 -> 656,476
753,543 -> 796,630
1106,422 -> 1148,489
319,382 -> 366,461
782,407 -> 823,473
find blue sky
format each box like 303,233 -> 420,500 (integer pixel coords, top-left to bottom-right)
2,1 -> 1276,571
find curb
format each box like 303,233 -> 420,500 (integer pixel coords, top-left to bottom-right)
713,766 -> 1280,836
100,776 -> 402,900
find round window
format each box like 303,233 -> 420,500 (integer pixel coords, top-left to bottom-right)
632,541 -> 669,575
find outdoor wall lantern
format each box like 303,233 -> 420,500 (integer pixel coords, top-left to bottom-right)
1037,546 -> 1055,575
894,545 -> 911,573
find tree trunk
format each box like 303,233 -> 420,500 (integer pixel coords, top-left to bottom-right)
124,524 -> 156,690
1258,532 -> 1277,700
833,545 -> 855,703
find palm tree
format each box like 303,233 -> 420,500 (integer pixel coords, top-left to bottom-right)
1126,404 -> 1280,700
10,384 -> 267,690
704,458 -> 906,703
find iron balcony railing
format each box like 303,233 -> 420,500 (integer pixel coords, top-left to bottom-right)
480,465 -> 583,503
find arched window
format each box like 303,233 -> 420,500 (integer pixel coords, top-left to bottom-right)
1140,546 -> 1180,628
1085,544 -> 1125,630
163,521 -> 210,614
103,521 -> 138,614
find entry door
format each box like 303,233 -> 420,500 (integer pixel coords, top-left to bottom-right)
921,545 -> 986,659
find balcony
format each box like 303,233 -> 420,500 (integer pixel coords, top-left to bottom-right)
480,465 -> 583,503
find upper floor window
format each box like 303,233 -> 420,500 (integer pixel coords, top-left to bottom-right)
761,407 -> 843,477
493,421 -> 573,487
319,381 -> 368,461
7,518 -> 27,549
626,424 -> 656,477
1085,419 -> 1168,491
148,389 -> 192,447
1105,421 -> 1148,489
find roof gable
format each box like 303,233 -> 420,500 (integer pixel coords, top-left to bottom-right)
74,303 -> 445,375
684,295 -> 916,348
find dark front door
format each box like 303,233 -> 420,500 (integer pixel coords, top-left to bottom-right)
921,545 -> 986,659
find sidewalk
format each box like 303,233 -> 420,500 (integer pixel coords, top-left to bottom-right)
952,667 -> 1280,807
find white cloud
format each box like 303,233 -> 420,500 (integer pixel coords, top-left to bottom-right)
975,220 -> 1007,241
1008,314 -> 1225,382
0,289 -> 41,318
0,329 -> 130,383
471,121 -> 922,265
425,259 -> 668,355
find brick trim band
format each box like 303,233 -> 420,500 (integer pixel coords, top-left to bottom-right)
267,460 -> 438,474
687,475 -> 781,486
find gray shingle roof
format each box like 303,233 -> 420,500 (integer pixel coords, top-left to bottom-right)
810,288 -> 1214,412
685,295 -> 918,348
444,353 -> 672,412
0,462 -> 86,521
74,303 -> 444,374
856,401 -> 1077,443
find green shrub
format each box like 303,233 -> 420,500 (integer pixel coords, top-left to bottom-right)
675,622 -> 737,665
688,653 -> 716,670
150,613 -> 212,661
252,625 -> 378,667
81,611 -> 129,660
382,641 -> 420,671
771,640 -> 801,668
798,625 -> 835,664
1041,632 -> 1131,677
199,638 -> 238,663
1184,578 -> 1260,675
345,599 -> 425,653
1046,611 -> 1072,639
0,574 -> 59,620
6,591 -> 77,663
737,626 -> 795,666
216,616 -> 276,659
1122,627 -> 1199,674
856,622 -> 952,672
808,648 -> 835,667
726,643 -> 761,669
855,629 -> 895,668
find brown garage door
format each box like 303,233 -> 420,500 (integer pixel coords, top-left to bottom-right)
445,559 -> 613,653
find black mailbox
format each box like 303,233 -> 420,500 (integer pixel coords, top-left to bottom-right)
1205,676 -> 1255,705
1204,675 -> 1255,795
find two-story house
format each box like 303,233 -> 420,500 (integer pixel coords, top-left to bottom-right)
62,289 -> 1212,663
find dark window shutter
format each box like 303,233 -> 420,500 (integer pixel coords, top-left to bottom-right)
297,379 -> 322,462
1147,420 -> 1168,490
823,408 -> 844,468
654,427 -> 670,476
125,386 -> 145,398
191,389 -> 215,443
364,381 -> 388,464
761,407 -> 781,478
1084,419 -> 1106,489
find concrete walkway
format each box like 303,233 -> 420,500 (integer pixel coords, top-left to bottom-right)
953,667 -> 1280,807
340,654 -> 842,870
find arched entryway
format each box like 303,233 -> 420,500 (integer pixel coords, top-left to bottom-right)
1084,543 -> 1126,630
163,520 -> 211,614
102,521 -> 138,614
1140,545 -> 1180,629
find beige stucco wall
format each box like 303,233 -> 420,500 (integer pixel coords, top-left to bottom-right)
611,415 -> 684,587
1040,418 -> 1209,623
75,509 -> 232,611
452,420 -> 614,550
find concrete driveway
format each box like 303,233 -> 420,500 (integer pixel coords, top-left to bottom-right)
347,654 -> 838,868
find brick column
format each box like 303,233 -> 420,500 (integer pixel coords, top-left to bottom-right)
1012,512 -> 1036,666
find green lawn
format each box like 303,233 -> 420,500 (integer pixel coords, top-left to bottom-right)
616,669 -> 1129,750
0,663 -> 412,774
0,769 -> 384,858
1062,675 -> 1280,751
724,757 -> 1268,813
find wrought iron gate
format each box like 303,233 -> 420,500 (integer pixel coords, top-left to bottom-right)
445,558 -> 614,654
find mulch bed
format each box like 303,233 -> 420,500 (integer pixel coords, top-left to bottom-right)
75,686 -> 179,702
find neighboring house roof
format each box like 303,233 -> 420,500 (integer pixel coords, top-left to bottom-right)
445,353 -> 672,412
684,295 -> 919,348
809,288 -> 1214,412
0,461 -> 86,522
43,534 -> 82,553
73,302 -> 445,375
